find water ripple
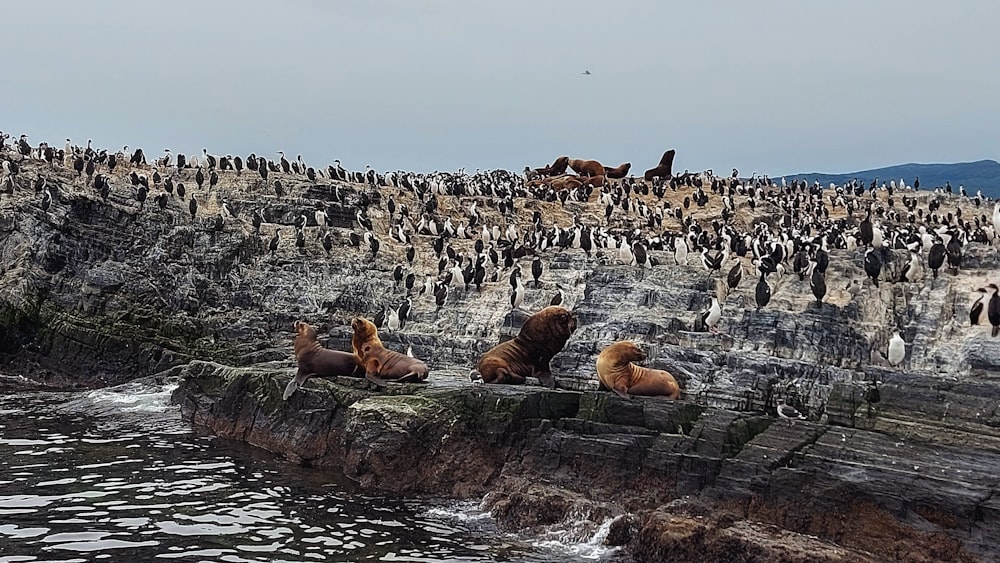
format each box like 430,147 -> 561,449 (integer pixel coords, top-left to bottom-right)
0,381 -> 627,562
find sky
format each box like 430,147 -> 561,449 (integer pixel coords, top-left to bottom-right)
2,1 -> 997,177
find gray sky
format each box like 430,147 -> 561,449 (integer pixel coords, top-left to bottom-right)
3,1 -> 997,176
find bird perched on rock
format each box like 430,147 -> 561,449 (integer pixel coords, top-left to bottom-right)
864,248 -> 882,287
755,272 -> 771,310
809,262 -> 826,307
701,297 -> 722,333
887,332 -> 906,367
984,283 -> 1000,337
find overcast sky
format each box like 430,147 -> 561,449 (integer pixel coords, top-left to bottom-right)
2,1 -> 997,177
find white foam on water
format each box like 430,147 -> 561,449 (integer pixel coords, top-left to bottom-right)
528,514 -> 623,561
84,380 -> 179,414
422,500 -> 492,523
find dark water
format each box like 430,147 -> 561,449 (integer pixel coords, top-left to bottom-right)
0,380 -> 625,562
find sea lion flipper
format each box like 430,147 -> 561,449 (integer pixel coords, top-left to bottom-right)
365,358 -> 388,386
282,379 -> 299,400
613,387 -> 631,400
282,371 -> 312,400
366,372 -> 388,386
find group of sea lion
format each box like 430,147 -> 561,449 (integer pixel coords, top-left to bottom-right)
524,149 -> 675,192
284,307 -> 681,402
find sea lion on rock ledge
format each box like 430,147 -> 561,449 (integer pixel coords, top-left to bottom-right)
474,306 -> 577,389
596,341 -> 681,399
283,320 -> 361,400
568,158 -> 606,178
351,317 -> 429,385
643,149 -> 676,181
604,162 -> 631,179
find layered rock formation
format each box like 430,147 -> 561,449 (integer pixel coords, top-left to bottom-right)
2,146 -> 999,561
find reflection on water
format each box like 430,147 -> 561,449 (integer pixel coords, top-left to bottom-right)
0,380 -> 626,562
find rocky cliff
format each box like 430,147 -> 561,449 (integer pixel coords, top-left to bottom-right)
2,144 -> 999,561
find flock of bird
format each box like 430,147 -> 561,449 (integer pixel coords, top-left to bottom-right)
2,131 -> 999,371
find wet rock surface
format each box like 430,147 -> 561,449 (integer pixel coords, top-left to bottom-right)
3,150 -> 1000,561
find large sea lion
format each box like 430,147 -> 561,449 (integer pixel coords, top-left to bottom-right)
351,317 -> 429,385
604,162 -> 631,179
643,149 -> 675,181
568,158 -> 605,178
283,320 -> 361,400
546,155 -> 569,176
596,341 -> 681,399
474,306 -> 577,389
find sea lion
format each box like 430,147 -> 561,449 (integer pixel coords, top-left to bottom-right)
283,320 -> 361,400
568,158 -> 605,178
351,317 -> 430,385
595,341 -> 681,399
474,306 -> 577,389
546,155 -> 569,176
604,162 -> 631,179
643,149 -> 675,181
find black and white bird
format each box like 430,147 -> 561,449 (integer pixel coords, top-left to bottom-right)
268,230 -> 280,256
392,264 -> 405,289
510,273 -> 525,310
864,249 -> 883,287
809,262 -> 826,307
755,272 -> 771,310
927,241 -> 946,278
726,261 -> 743,292
985,283 -> 1000,337
701,297 -> 722,333
899,250 -> 922,283
531,256 -> 543,288
971,287 -> 988,325
550,288 -> 564,307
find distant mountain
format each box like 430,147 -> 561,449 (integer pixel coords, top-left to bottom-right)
779,160 -> 1000,198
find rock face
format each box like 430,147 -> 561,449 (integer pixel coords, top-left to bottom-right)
3,146 -> 1000,561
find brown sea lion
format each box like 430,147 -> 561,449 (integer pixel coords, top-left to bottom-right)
283,320 -> 361,400
351,317 -> 429,385
596,341 -> 681,399
568,158 -> 605,178
643,149 -> 676,181
604,162 -> 631,179
474,306 -> 577,389
547,155 -> 569,176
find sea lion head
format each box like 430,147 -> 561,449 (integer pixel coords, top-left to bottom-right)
351,316 -> 383,353
293,320 -> 322,357
611,341 -> 646,364
294,320 -> 317,339
521,306 -> 577,346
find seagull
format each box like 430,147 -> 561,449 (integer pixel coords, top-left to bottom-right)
582,70 -> 591,75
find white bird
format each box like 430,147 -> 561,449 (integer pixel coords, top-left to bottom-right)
887,332 -> 906,367
618,237 -> 635,265
992,203 -> 1000,244
510,279 -> 525,310
673,235 -> 688,265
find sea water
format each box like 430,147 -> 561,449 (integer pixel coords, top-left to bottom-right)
0,379 -> 627,562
